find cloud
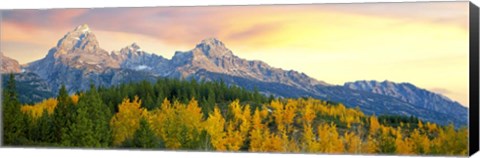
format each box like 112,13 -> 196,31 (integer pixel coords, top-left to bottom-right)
2,2 -> 468,49
429,88 -> 452,95
3,9 -> 88,30
1,2 -> 469,107
314,2 -> 469,28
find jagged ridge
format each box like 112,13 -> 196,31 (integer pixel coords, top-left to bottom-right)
1,24 -> 468,127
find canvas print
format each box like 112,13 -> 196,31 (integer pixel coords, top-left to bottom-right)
0,1 -> 471,156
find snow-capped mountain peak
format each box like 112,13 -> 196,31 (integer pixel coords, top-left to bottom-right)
55,24 -> 101,54
194,37 -> 233,58
74,24 -> 91,33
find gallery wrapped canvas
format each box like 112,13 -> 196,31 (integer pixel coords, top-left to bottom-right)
1,1 -> 479,157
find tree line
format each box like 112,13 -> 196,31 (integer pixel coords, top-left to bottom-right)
2,74 -> 468,156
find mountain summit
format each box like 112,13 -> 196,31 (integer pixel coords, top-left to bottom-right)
171,37 -> 329,91
55,24 -> 102,55
17,24 -> 468,127
195,38 -> 234,57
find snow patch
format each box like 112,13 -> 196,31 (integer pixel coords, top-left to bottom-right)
82,27 -> 90,33
134,65 -> 151,71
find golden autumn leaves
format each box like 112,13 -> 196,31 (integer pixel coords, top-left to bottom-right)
20,95 -> 79,119
20,96 -> 468,156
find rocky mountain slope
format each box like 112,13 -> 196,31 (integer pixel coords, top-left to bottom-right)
24,24 -> 328,94
9,24 -> 469,127
344,80 -> 468,125
1,52 -> 21,74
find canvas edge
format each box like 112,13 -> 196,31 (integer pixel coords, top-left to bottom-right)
469,1 -> 480,156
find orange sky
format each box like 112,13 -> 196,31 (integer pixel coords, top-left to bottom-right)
0,2 -> 470,106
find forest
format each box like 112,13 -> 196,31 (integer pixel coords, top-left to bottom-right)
2,73 -> 468,156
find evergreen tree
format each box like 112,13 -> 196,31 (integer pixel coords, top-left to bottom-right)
132,118 -> 159,148
2,73 -> 27,145
36,109 -> 55,144
53,84 -> 74,144
67,85 -> 112,147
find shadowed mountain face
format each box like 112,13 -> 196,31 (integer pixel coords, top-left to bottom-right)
344,80 -> 467,112
3,24 -> 467,127
343,80 -> 468,126
24,25 -> 328,94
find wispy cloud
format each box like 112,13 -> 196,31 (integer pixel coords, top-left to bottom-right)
1,2 -> 469,106
430,88 -> 452,95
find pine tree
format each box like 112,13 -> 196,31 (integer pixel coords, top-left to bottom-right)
132,118 -> 159,148
67,85 -> 112,147
53,84 -> 74,144
36,109 -> 55,144
2,73 -> 27,145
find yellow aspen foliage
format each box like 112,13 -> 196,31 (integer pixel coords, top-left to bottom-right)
280,129 -> 299,152
426,122 -> 438,133
284,99 -> 297,125
239,105 -> 252,137
150,98 -> 171,138
395,128 -> 414,155
251,108 -> 263,129
343,115 -> 355,129
417,121 -> 423,129
110,96 -> 148,146
150,98 -> 181,149
229,100 -> 243,120
369,115 -> 380,135
250,113 -> 284,153
336,104 -> 347,116
455,128 -> 468,155
302,123 -> 317,152
262,131 -> 283,152
184,98 -> 203,132
225,121 -> 244,151
224,101 -> 246,150
433,125 -> 468,155
270,100 -> 285,132
248,128 -> 264,152
204,106 -> 227,151
249,109 -> 264,152
344,132 -> 361,154
71,94 -> 80,105
260,107 -> 269,120
317,123 -> 344,153
21,98 -> 58,119
302,101 -> 316,125
410,129 -> 430,154
19,95 -> 466,155
361,135 -> 378,154
163,99 -> 205,149
242,105 -> 252,122
224,100 -> 251,151
431,128 -> 447,154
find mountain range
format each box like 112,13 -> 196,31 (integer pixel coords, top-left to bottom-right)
0,24 -> 468,127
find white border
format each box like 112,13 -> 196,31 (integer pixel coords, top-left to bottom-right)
0,0 -> 474,9
0,0 -> 478,158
